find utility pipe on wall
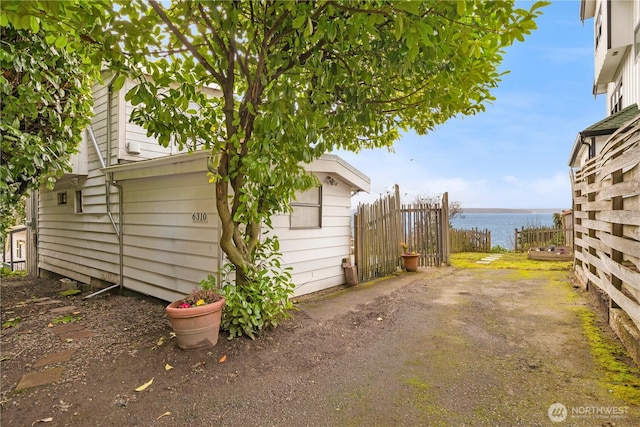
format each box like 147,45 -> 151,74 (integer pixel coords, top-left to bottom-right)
84,75 -> 125,299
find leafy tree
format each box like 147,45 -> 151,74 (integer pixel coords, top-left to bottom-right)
0,1 -> 115,238
109,0 -> 546,335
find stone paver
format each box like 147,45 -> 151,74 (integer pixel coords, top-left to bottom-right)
15,367 -> 64,391
51,323 -> 93,341
49,305 -> 77,314
475,253 -> 504,264
33,349 -> 76,368
35,299 -> 63,306
63,329 -> 93,340
51,323 -> 84,336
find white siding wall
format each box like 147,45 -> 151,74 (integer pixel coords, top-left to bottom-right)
38,81 -> 121,285
594,0 -> 606,81
606,48 -> 639,113
119,80 -> 186,162
273,175 -> 353,296
121,172 -> 220,302
40,73 -> 364,301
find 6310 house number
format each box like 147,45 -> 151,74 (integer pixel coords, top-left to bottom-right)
192,212 -> 208,222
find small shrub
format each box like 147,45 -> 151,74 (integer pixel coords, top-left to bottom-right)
0,267 -> 27,278
218,235 -> 296,339
491,245 -> 509,253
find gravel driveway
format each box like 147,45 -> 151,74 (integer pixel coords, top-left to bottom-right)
1,264 -> 639,426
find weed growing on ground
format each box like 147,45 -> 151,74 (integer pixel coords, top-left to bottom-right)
450,252 -> 572,271
578,309 -> 640,405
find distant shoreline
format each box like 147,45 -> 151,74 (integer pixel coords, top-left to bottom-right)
461,208 -> 566,214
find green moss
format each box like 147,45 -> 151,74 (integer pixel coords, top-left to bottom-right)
578,309 -> 640,405
404,376 -> 453,424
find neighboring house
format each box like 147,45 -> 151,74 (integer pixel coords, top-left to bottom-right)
568,0 -> 640,362
2,225 -> 27,271
569,0 -> 639,167
27,77 -> 370,302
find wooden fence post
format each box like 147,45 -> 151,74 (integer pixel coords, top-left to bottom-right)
441,192 -> 450,265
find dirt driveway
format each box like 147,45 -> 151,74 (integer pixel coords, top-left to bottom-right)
1,261 -> 639,426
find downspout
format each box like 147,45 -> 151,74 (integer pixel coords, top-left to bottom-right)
84,75 -> 124,299
106,76 -> 125,293
579,135 -> 595,160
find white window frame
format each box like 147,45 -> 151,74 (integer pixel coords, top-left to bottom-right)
610,75 -> 623,115
290,186 -> 322,229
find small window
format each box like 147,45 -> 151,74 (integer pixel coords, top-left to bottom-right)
74,190 -> 83,213
610,75 -> 623,114
16,240 -> 25,259
595,9 -> 603,49
57,192 -> 67,205
290,186 -> 322,229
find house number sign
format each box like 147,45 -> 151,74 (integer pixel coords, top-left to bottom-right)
192,212 -> 208,222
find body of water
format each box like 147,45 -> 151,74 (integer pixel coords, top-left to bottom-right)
450,212 -> 557,250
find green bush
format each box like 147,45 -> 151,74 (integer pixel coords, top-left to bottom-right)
212,235 -> 296,339
0,266 -> 27,278
490,245 -> 509,253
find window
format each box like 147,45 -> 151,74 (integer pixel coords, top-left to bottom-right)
595,9 -> 603,49
57,192 -> 67,205
16,240 -> 25,259
610,75 -> 623,114
290,186 -> 321,229
74,190 -> 83,213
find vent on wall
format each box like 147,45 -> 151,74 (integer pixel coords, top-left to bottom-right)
126,141 -> 141,155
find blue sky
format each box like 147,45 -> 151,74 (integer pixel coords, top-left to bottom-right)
336,1 -> 605,209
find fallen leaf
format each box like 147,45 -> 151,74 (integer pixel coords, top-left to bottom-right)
169,332 -> 176,339
377,317 -> 383,321
48,323 -> 54,328
65,338 -> 73,343
157,412 -> 171,420
164,364 -> 173,371
157,336 -> 164,346
134,377 -> 154,392
32,417 -> 53,425
218,355 -> 227,363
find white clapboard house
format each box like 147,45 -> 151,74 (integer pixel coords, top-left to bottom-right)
26,77 -> 370,302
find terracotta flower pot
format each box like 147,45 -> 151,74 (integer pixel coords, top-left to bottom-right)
401,253 -> 420,272
166,297 -> 225,350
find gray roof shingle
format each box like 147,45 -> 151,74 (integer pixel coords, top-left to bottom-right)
580,103 -> 639,137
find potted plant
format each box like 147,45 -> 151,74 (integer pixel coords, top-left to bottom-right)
165,275 -> 226,350
400,242 -> 420,272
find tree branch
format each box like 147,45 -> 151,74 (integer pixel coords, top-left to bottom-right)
148,0 -> 225,83
197,3 -> 231,58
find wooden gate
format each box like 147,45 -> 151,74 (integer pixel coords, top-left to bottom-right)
354,185 -> 449,282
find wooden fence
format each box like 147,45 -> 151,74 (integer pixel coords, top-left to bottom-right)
571,114 -> 640,331
450,228 -> 491,253
354,185 -> 449,282
514,227 -> 567,252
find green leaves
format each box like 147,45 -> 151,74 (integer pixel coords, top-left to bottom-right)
1,23 -> 94,237
218,234 -> 296,339
97,0 -> 546,331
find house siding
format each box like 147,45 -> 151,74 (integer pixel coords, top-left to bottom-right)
120,173 -> 220,302
37,79 -> 123,286
120,80 -> 183,161
274,180 -> 353,296
606,49 -> 639,113
35,77 -> 369,302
